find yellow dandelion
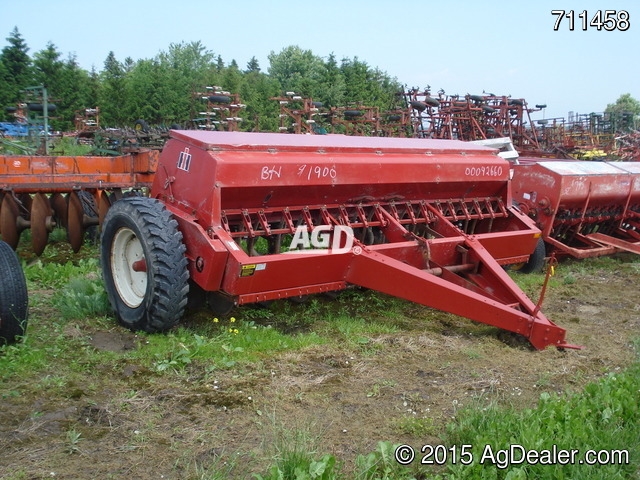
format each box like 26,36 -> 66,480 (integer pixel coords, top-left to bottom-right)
233,329 -> 239,334
230,317 -> 236,323
213,318 -> 219,323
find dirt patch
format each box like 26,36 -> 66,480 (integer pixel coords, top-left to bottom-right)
88,330 -> 139,352
0,260 -> 638,479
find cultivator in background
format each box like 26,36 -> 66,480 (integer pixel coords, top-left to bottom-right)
378,109 -> 413,137
512,159 -> 640,258
328,105 -> 381,136
0,150 -> 157,254
99,130 -> 579,350
271,93 -> 326,134
191,87 -> 245,131
270,93 -> 412,137
405,89 -> 551,156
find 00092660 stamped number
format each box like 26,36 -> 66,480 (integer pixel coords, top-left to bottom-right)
551,10 -> 630,31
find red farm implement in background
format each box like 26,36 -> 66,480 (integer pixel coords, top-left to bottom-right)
404,90 -> 547,154
98,131 -> 579,350
512,159 -> 640,258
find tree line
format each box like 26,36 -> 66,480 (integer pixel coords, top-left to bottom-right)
0,27 -> 404,132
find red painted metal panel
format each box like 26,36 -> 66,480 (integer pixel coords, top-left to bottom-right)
153,136 -> 510,231
512,160 -> 640,257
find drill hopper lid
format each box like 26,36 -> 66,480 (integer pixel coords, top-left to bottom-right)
536,161 -> 633,176
169,130 -> 497,156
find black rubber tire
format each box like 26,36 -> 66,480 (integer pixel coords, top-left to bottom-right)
509,99 -> 524,106
208,95 -> 231,104
133,119 -> 149,133
27,103 -> 57,112
424,97 -> 440,107
344,110 -> 362,117
410,101 -> 427,112
169,123 -> 181,130
78,190 -> 99,243
518,239 -> 546,274
100,197 -> 189,333
0,240 -> 28,344
207,291 -> 235,315
311,101 -> 323,108
469,95 -> 484,102
535,104 -> 547,109
482,106 -> 497,114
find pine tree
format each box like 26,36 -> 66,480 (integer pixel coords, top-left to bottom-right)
245,56 -> 260,73
99,51 -> 129,126
0,27 -> 32,115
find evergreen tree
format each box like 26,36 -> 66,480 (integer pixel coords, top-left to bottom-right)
127,58 -> 162,123
0,59 -> 11,120
31,43 -> 66,129
99,51 -> 129,126
318,53 -> 345,107
216,55 -> 224,71
0,27 -> 31,117
85,67 -> 101,113
239,70 -> 280,132
156,41 -> 216,124
32,42 -> 64,87
59,54 -> 94,130
245,56 -> 260,73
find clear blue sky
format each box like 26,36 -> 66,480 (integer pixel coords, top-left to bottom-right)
1,0 -> 637,120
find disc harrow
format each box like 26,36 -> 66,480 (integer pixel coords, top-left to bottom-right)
0,150 -> 157,254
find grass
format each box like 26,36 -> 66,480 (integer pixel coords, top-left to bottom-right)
396,415 -> 437,437
50,136 -> 94,156
55,275 -> 111,319
250,343 -> 640,479
2,239 -> 639,479
0,136 -> 94,156
2,240 -> 410,391
442,342 -> 640,479
137,323 -> 328,374
253,431 -> 421,480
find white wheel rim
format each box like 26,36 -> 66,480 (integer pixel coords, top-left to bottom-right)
111,227 -> 147,308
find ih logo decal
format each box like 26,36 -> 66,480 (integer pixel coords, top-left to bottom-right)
177,147 -> 192,172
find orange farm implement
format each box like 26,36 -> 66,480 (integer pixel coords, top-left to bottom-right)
0,150 -> 157,254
